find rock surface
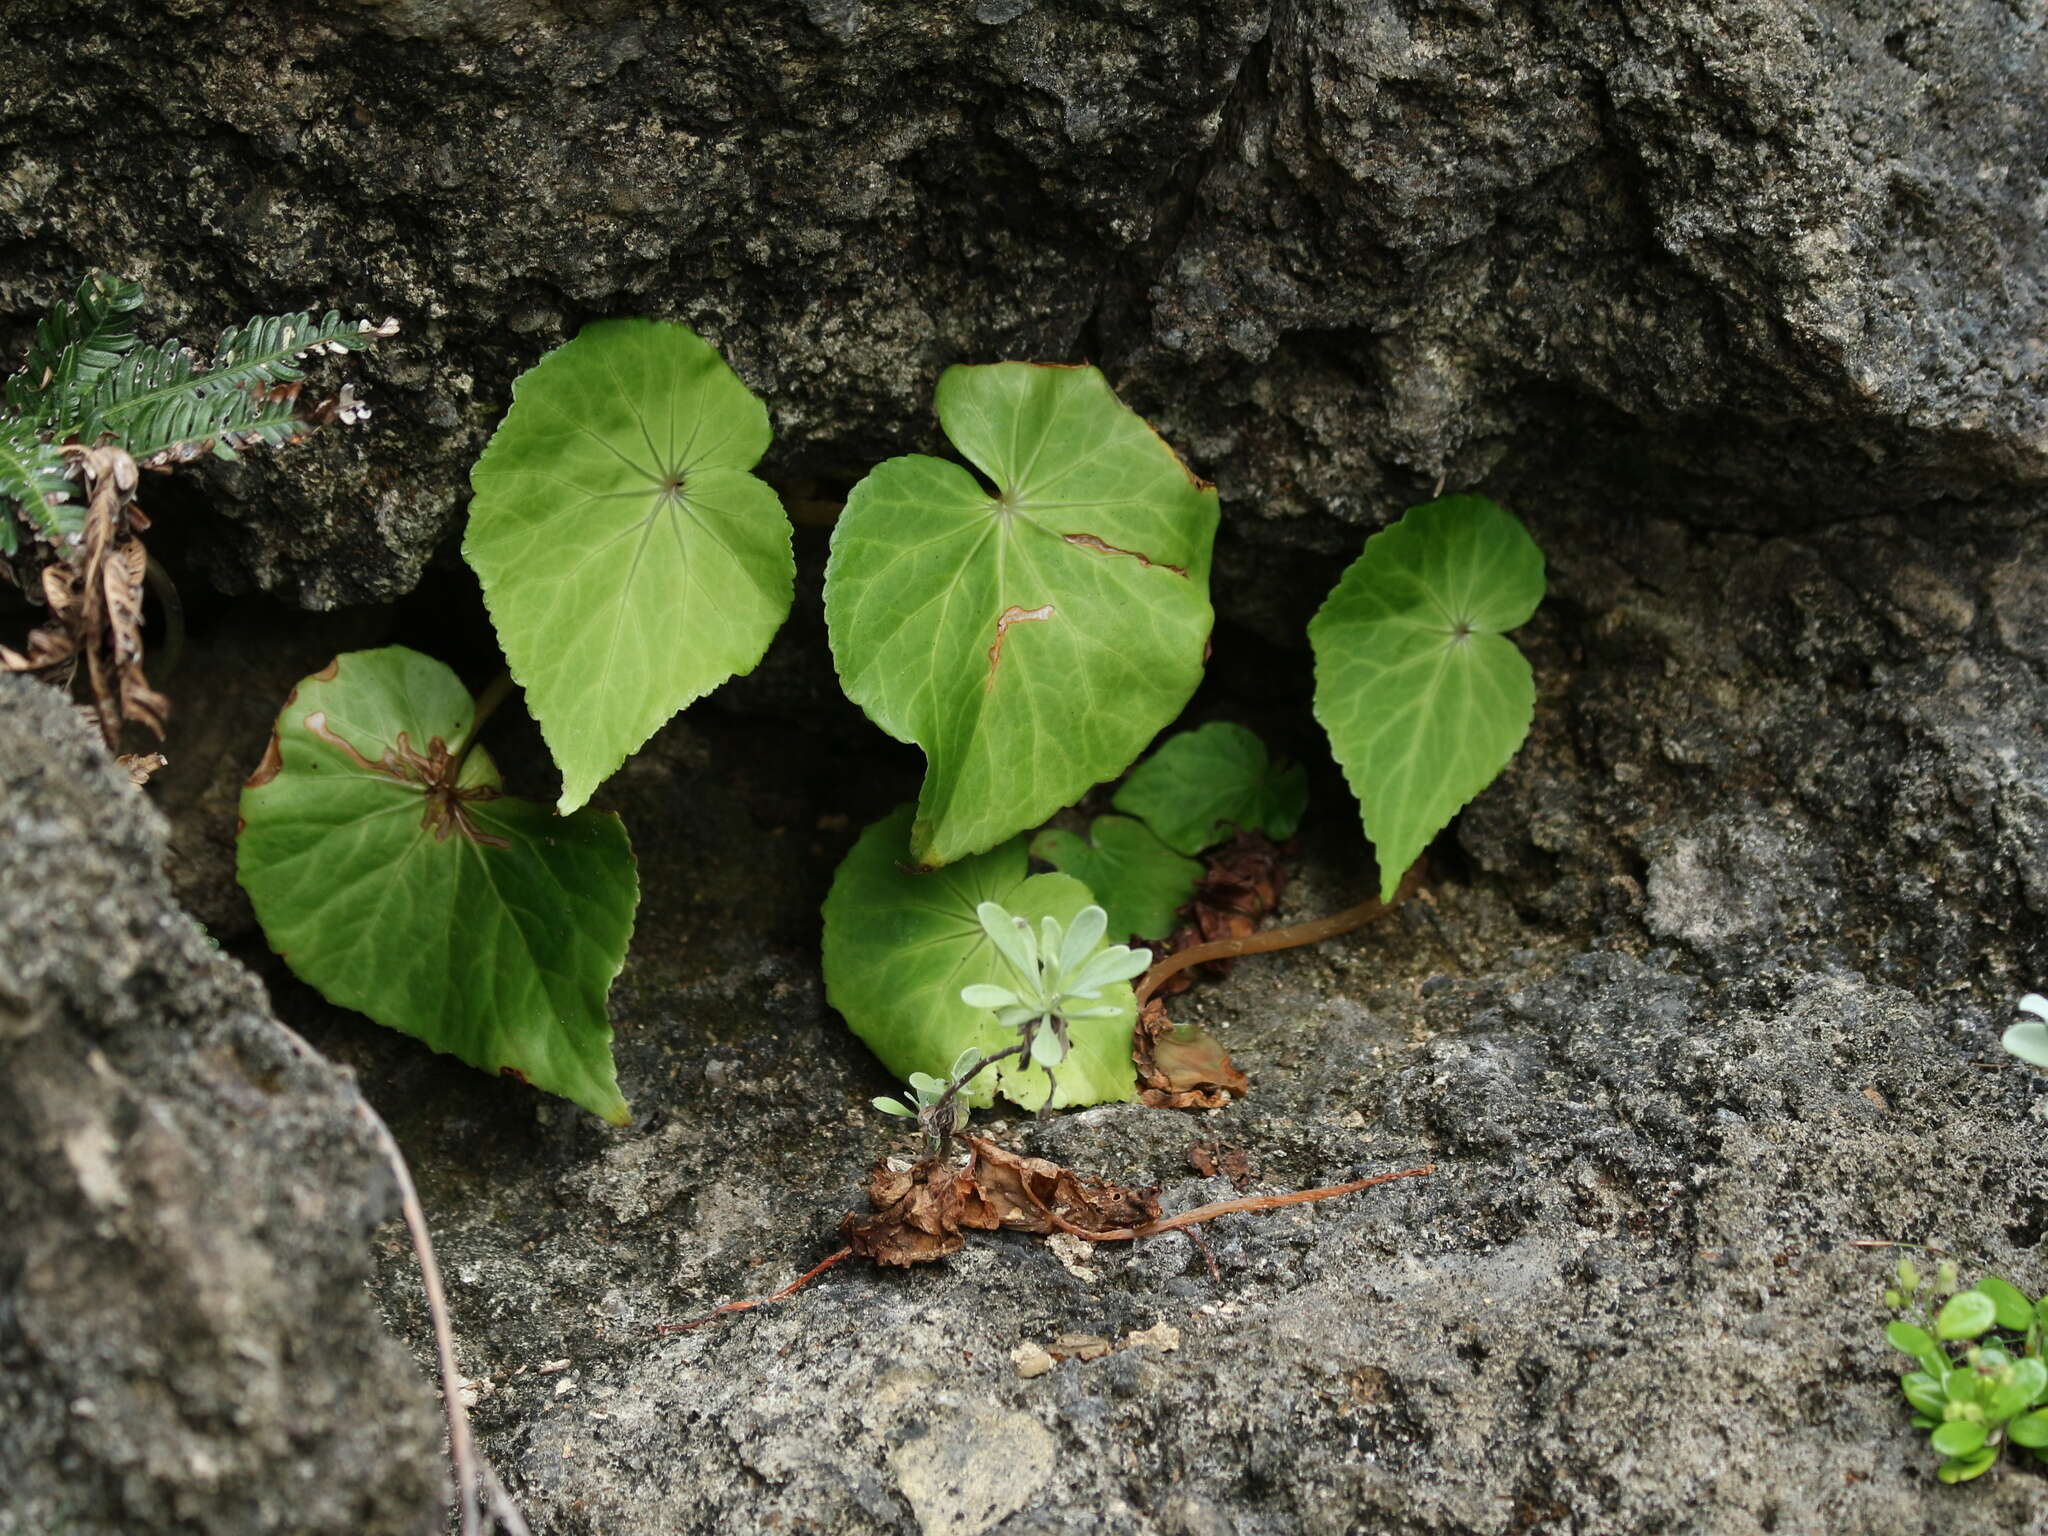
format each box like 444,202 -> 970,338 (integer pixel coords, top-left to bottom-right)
3,0 -> 2044,609
6,2 -> 2048,1534
109,478 -> 2041,1535
0,676 -> 443,1536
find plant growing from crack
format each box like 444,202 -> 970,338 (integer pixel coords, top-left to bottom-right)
238,320 -> 796,1123
1,269 -> 393,757
872,903 -> 1149,1155
1882,1254 -> 2048,1482
830,489 -> 1546,1115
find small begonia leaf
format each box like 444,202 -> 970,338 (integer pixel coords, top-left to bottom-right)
825,363 -> 1218,867
1111,721 -> 1308,855
1310,495 -> 1543,901
236,647 -> 636,1124
822,805 -> 1138,1112
1030,816 -> 1202,942
466,319 -> 794,813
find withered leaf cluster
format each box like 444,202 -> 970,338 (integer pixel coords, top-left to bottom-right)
1151,829 -> 1291,995
1,446 -> 167,749
841,1136 -> 1162,1267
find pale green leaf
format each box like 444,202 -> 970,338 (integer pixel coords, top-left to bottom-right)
822,805 -> 1137,1112
466,320 -> 795,813
236,647 -> 637,1124
1309,495 -> 1544,901
1030,815 -> 1202,941
1112,721 -> 1308,854
824,363 -> 1218,866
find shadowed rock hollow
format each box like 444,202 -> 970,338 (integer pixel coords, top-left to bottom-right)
4,2 -> 2048,1534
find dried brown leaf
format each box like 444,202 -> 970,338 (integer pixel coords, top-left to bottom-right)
115,751 -> 168,788
1187,1142 -> 1254,1191
1133,996 -> 1249,1110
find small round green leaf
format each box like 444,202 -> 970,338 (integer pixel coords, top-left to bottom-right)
1937,1446 -> 1999,1483
1111,721 -> 1308,854
1901,1373 -> 1948,1418
1929,1419 -> 1989,1458
2002,1019 -> 2048,1068
1937,1291 -> 1999,1341
1887,1321 -> 1947,1376
466,319 -> 795,813
1030,815 -> 1202,941
822,805 -> 1138,1111
1309,495 -> 1544,901
237,647 -> 637,1124
825,363 -> 1218,867
1973,1274 -> 2036,1333
2009,1409 -> 2048,1448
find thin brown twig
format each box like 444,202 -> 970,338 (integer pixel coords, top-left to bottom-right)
654,1246 -> 857,1335
1032,1163 -> 1436,1244
1135,859 -> 1428,1008
354,1101 -> 488,1536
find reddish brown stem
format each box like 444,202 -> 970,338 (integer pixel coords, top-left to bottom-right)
654,1246 -> 855,1334
1038,1163 -> 1435,1244
1135,859 -> 1428,1008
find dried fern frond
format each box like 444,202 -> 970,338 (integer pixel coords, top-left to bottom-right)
4,270 -> 146,426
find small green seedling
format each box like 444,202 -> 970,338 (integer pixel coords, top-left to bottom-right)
873,1046 -> 982,1154
964,901 -> 1149,1080
2002,993 -> 2048,1070
823,807 -> 1142,1112
1310,495 -> 1544,899
1883,1255 -> 2048,1482
241,321 -> 793,1122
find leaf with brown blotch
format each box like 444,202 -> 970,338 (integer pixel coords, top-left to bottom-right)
1133,996 -> 1249,1109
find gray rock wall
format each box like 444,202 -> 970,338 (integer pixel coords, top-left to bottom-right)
3,1 -> 2042,607
5,3 -> 2048,1534
0,677 -> 442,1536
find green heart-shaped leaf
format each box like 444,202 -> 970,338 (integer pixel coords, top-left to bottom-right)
822,805 -> 1137,1111
236,647 -> 638,1124
466,319 -> 795,813
1112,721 -> 1308,855
1310,495 -> 1544,900
1030,815 -> 1202,941
825,363 -> 1218,867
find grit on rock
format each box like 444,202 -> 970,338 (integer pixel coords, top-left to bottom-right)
3,2 -> 2047,1534
0,676 -> 442,1536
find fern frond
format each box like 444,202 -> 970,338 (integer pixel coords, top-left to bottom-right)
0,421 -> 79,555
81,310 -> 391,465
3,271 -> 146,427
